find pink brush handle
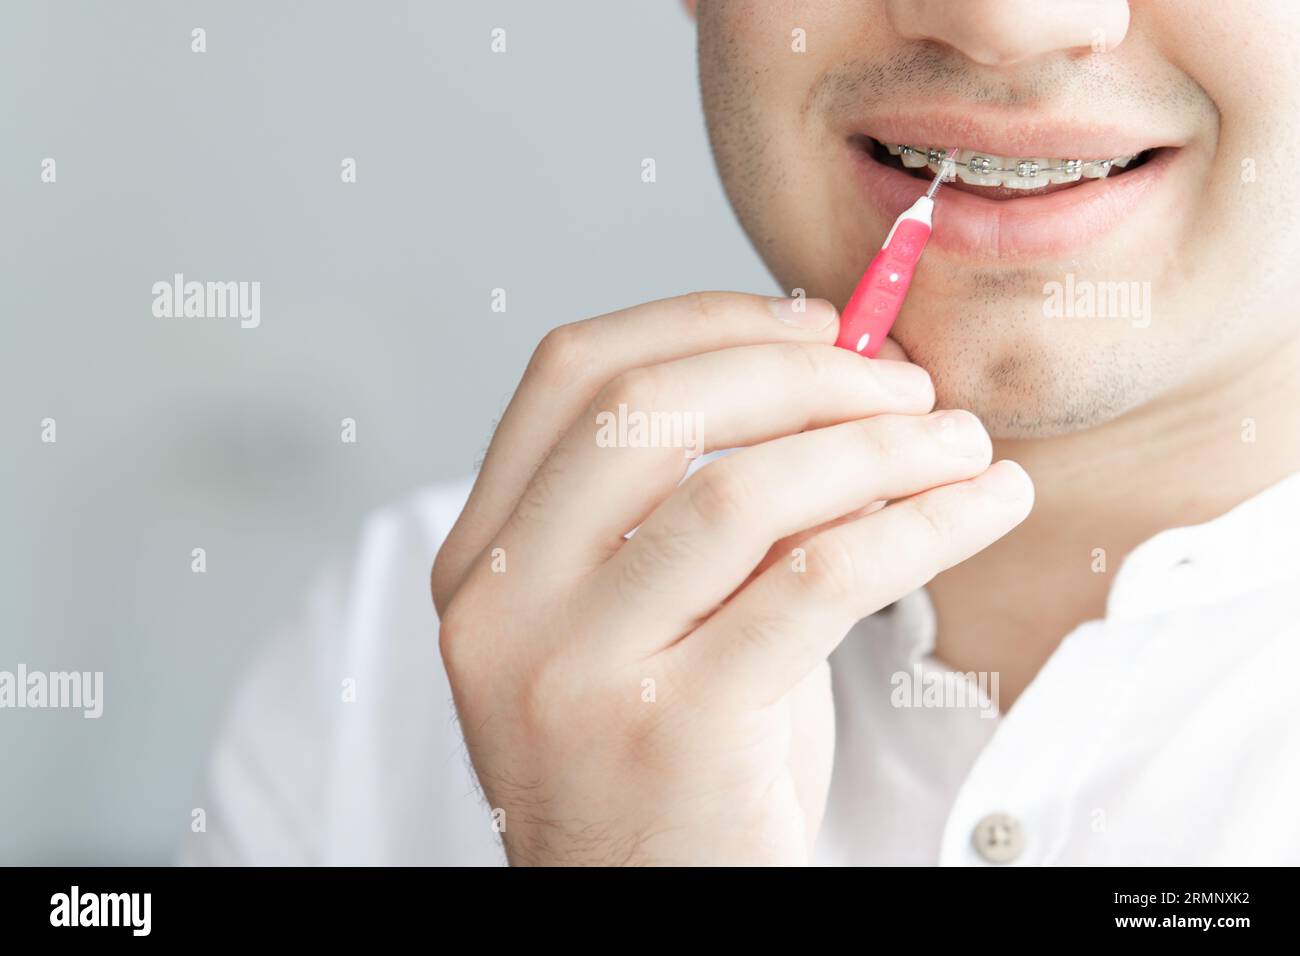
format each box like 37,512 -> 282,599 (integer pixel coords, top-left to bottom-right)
835,213 -> 932,357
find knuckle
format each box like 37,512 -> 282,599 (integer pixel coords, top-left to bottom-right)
683,460 -> 763,529
905,494 -> 955,545
683,290 -> 742,326
430,542 -> 463,616
615,525 -> 696,601
733,611 -> 795,662
800,528 -> 871,598
436,596 -> 475,681
850,416 -> 902,468
596,365 -> 673,414
529,322 -> 592,383
776,341 -> 832,383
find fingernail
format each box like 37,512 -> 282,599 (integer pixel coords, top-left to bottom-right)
932,410 -> 990,457
768,296 -> 837,330
981,460 -> 1035,503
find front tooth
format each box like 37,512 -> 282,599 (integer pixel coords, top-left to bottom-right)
1003,157 -> 1052,190
904,147 -> 1127,188
954,166 -> 1004,187
900,147 -> 929,168
1047,159 -> 1084,185
954,151 -> 1004,187
1082,158 -> 1114,179
922,147 -> 950,177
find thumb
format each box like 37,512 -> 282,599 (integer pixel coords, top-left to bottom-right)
873,335 -> 911,363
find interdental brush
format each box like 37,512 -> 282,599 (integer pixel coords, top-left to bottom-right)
835,148 -> 957,357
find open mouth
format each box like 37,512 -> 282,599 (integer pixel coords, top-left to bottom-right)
853,134 -> 1163,201
846,127 -> 1182,259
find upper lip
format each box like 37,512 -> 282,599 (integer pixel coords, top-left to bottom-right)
855,108 -> 1184,159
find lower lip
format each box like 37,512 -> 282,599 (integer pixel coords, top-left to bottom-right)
850,143 -> 1179,260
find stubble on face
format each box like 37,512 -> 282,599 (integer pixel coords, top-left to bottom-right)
693,3 -> 1237,438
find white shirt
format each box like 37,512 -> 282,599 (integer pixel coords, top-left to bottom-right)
183,469 -> 1300,866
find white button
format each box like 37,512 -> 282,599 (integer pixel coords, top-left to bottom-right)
971,813 -> 1024,864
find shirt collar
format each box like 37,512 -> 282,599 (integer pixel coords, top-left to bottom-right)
874,468 -> 1300,655
704,449 -> 1300,628
1106,469 -> 1300,620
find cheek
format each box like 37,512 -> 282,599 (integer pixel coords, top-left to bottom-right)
699,3 -> 889,294
1150,2 -> 1300,320
1157,0 -> 1300,124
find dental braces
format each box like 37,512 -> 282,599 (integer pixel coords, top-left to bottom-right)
897,145 -> 1132,178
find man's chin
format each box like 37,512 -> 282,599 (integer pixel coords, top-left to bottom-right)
892,321 -> 1161,440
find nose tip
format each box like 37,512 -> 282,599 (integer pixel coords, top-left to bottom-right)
887,0 -> 1131,67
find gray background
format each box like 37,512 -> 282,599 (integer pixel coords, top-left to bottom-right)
0,1 -> 773,864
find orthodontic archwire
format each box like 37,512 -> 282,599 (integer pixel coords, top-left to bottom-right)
896,145 -> 1131,177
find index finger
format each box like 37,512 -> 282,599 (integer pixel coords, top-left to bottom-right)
432,291 -> 850,609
